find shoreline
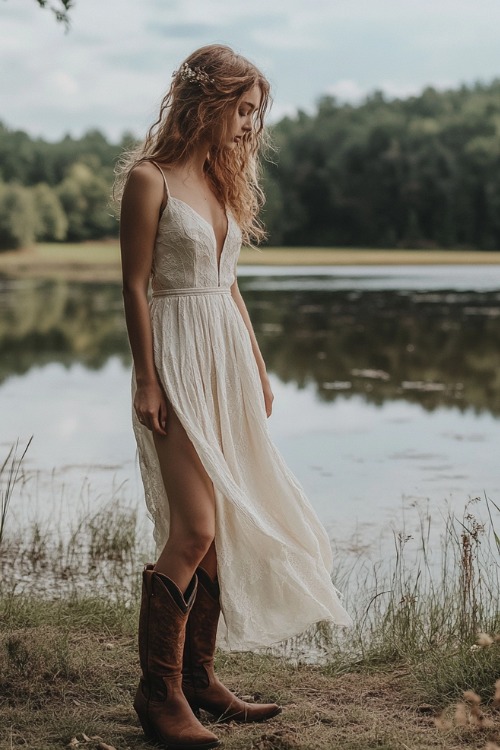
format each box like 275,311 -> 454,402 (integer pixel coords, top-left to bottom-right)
2,489 -> 500,749
1,242 -> 500,282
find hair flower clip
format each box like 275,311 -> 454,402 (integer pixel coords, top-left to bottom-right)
173,62 -> 215,85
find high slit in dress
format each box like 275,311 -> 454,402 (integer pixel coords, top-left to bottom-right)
131,160 -> 353,652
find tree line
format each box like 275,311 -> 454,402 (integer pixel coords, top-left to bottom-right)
1,77 -> 500,251
0,127 -> 128,249
264,78 -> 500,249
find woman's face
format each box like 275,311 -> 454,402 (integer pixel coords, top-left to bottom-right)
218,84 -> 263,149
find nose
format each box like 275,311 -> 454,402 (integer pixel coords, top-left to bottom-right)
242,114 -> 253,132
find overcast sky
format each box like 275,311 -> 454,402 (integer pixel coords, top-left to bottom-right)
3,0 -> 500,142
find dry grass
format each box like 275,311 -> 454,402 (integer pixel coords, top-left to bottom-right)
0,241 -> 122,282
0,609 -> 479,750
239,247 -> 500,267
1,242 -> 500,283
3,446 -> 500,749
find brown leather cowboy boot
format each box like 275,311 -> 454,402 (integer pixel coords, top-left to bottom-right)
133,564 -> 220,749
182,566 -> 282,723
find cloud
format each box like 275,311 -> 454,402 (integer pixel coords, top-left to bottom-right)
326,80 -> 367,104
50,71 -> 79,97
146,21 -> 221,38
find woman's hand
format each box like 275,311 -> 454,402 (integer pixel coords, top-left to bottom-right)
260,373 -> 274,418
134,379 -> 168,436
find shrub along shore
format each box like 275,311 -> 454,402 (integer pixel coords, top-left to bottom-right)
0,242 -> 500,283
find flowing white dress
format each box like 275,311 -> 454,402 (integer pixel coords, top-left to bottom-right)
131,161 -> 353,652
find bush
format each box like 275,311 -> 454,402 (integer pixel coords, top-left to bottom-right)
0,182 -> 37,250
32,182 -> 68,241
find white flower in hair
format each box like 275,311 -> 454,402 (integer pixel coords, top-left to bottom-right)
173,61 -> 215,85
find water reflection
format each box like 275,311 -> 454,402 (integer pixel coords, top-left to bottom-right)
1,268 -> 500,551
2,273 -> 500,417
0,277 -> 128,382
248,286 -> 500,415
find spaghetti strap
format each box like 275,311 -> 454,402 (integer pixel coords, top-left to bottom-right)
149,159 -> 170,201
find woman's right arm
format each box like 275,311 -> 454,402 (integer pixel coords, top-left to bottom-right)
120,162 -> 168,435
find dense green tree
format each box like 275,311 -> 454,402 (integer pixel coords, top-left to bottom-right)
267,79 -> 500,249
32,183 -> 68,241
0,123 -> 120,187
56,160 -> 116,241
0,183 -> 37,250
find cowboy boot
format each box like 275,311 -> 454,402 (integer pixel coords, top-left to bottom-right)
182,566 -> 282,723
133,564 -> 220,749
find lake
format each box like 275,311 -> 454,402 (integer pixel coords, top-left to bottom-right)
1,264 -> 500,557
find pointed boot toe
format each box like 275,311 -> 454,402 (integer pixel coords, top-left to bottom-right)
182,567 -> 282,724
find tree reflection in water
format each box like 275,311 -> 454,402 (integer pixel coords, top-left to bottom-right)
1,275 -> 499,417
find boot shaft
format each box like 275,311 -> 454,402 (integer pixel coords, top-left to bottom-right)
183,567 -> 221,682
138,564 -> 198,680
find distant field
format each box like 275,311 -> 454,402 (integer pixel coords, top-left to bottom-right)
241,246 -> 500,265
1,241 -> 500,281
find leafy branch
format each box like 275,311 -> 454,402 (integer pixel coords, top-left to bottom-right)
35,0 -> 73,30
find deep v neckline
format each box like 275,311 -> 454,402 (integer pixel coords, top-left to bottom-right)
168,196 -> 230,283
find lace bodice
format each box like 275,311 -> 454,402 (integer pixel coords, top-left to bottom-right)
149,167 -> 243,293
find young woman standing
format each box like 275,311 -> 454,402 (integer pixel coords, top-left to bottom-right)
115,44 -> 352,749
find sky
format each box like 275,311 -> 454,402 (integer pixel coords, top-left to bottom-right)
2,0 -> 500,143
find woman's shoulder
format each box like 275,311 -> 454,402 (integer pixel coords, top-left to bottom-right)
121,160 -> 168,216
127,159 -> 165,185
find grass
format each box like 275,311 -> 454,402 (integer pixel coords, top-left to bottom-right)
3,443 -> 500,748
1,242 -> 500,283
0,608 -> 459,750
2,596 -> 500,750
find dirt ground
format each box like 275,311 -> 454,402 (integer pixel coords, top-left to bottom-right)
1,624 -> 497,750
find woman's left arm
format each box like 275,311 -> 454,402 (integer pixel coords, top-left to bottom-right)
230,278 -> 274,417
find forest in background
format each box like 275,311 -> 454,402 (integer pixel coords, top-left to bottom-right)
1,77 -> 500,251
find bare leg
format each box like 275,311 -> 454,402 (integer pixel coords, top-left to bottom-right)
199,540 -> 218,581
152,398 -> 217,594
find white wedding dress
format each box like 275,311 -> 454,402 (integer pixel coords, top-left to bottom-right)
131,160 -> 353,651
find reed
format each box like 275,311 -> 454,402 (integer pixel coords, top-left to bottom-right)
0,436 -> 32,547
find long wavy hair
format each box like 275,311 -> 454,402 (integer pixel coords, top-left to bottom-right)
112,44 -> 273,246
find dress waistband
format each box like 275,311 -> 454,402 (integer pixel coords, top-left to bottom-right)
152,287 -> 231,298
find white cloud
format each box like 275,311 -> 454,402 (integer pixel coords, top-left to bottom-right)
50,71 -> 79,97
326,79 -> 367,104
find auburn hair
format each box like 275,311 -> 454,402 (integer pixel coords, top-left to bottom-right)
112,44 -> 273,246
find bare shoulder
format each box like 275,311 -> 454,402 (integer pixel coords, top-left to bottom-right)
126,160 -> 163,191
121,160 -> 166,217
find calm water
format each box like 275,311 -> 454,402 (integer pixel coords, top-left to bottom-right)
1,265 -> 500,552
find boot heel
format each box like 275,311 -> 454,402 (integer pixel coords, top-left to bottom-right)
137,714 -> 157,741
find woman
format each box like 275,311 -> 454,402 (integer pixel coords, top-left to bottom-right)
115,44 -> 352,750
